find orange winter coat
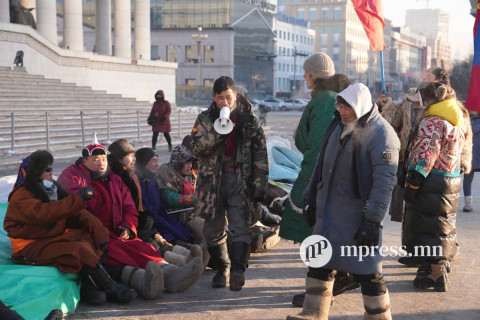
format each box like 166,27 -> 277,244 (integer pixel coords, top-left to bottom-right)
4,185 -> 109,273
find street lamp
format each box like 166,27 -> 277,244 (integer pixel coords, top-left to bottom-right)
191,26 -> 208,103
292,47 -> 308,109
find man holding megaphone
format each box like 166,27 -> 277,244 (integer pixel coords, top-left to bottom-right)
190,76 -> 269,292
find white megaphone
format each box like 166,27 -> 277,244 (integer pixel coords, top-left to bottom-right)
214,106 -> 234,134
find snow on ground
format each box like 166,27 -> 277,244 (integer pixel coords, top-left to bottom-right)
0,175 -> 16,202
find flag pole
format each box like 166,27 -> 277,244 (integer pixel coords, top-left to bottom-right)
380,50 -> 386,94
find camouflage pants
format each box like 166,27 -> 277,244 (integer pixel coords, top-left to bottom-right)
203,172 -> 252,246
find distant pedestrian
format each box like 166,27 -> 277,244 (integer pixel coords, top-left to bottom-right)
287,83 -> 399,320
149,90 -> 173,152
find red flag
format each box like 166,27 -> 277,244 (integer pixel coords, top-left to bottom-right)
351,0 -> 385,52
465,0 -> 480,112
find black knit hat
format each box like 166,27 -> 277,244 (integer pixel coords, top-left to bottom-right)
136,147 -> 158,168
108,139 -> 135,161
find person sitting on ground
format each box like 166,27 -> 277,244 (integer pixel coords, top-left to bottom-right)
57,136 -> 203,298
107,139 -> 202,267
154,144 -> 210,267
4,150 -> 136,306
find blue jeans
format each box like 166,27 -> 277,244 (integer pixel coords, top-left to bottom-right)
463,171 -> 475,197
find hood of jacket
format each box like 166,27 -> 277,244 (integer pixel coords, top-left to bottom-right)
424,98 -> 463,126
337,83 -> 373,121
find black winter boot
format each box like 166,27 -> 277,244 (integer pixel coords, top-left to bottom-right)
82,264 -> 137,303
208,243 -> 231,288
80,276 -> 107,305
229,241 -> 251,291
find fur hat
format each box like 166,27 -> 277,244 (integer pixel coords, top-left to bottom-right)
24,150 -> 54,202
26,150 -> 53,182
108,139 -> 135,161
303,52 -> 335,79
82,132 -> 106,157
136,147 -> 158,168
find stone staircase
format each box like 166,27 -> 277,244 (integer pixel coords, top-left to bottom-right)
0,67 -> 199,170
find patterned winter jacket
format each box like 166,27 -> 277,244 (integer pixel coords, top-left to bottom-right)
407,98 -> 468,177
190,99 -> 269,223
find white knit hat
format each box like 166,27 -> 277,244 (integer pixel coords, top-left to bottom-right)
303,52 -> 335,79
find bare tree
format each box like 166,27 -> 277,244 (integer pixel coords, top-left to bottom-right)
450,55 -> 474,101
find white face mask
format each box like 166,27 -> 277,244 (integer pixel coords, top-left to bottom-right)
43,179 -> 54,188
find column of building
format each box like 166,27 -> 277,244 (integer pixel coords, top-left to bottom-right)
134,0 -> 150,60
6,0 -> 150,59
96,0 -> 111,55
63,0 -> 83,51
0,1 -> 10,23
114,0 -> 131,58
36,0 -> 57,44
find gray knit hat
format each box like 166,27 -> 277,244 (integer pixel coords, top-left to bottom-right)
303,52 -> 335,79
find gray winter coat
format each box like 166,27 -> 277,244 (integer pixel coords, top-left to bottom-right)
304,106 -> 400,274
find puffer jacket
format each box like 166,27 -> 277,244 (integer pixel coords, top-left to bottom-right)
403,98 -> 468,260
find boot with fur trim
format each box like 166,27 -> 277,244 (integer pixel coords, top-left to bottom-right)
414,262 -> 449,292
160,257 -> 204,293
286,277 -> 334,320
120,261 -> 164,300
362,290 -> 392,320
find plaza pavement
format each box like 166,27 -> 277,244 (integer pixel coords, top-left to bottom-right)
67,173 -> 480,320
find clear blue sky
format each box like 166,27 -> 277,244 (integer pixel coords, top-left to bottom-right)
383,0 -> 475,61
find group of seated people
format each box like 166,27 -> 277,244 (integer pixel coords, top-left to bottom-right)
2,134 -> 282,315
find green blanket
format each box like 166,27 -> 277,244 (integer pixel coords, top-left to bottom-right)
0,202 -> 80,319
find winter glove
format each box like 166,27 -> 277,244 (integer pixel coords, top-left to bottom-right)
303,204 -> 316,228
403,170 -> 425,204
354,218 -> 382,247
161,117 -> 166,122
253,190 -> 266,203
77,186 -> 94,201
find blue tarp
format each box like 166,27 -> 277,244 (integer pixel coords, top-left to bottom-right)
268,146 -> 303,183
0,202 -> 80,320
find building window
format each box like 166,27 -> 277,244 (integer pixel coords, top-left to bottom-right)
204,45 -> 214,63
204,79 -> 214,87
321,7 -> 329,20
298,8 -> 305,20
320,26 -> 328,44
151,45 -> 159,60
186,78 -> 196,86
333,26 -> 340,43
333,7 -> 342,20
333,47 -> 340,62
309,7 -> 317,21
166,45 -> 176,62
185,45 -> 196,63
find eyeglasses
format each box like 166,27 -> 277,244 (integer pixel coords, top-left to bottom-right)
44,167 -> 53,172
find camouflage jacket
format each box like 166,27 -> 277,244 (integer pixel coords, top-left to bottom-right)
190,99 -> 269,223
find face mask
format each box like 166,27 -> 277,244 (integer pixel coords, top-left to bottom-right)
43,179 -> 54,188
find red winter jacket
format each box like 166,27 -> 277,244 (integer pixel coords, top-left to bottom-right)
149,90 -> 172,133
